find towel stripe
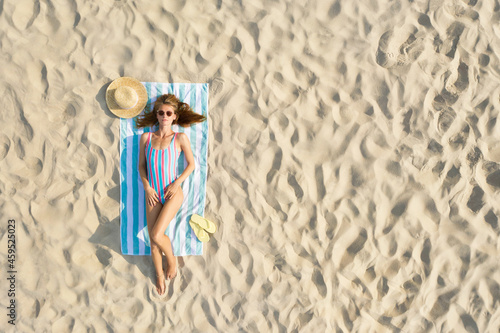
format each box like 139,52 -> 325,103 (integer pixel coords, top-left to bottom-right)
131,128 -> 139,255
189,86 -> 199,253
175,83 -> 185,253
120,116 -> 128,253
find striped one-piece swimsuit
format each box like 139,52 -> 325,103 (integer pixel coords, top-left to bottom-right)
146,132 -> 181,204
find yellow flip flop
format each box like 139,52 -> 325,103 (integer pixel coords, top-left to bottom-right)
189,220 -> 210,242
190,214 -> 217,233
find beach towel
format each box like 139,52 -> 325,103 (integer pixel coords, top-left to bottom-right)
120,82 -> 208,256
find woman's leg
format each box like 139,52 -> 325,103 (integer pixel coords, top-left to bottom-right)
146,201 -> 165,295
150,189 -> 184,280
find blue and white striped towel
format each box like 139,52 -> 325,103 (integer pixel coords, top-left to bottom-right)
120,82 -> 208,256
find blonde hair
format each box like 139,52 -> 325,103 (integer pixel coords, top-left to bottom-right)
135,94 -> 206,128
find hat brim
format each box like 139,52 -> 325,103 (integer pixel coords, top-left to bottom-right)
106,77 -> 148,119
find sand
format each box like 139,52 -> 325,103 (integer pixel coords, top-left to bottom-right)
1,0 -> 500,331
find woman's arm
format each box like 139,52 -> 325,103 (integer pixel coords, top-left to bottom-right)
164,132 -> 195,200
138,133 -> 160,206
175,132 -> 195,184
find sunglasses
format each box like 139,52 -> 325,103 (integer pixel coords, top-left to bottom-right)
157,111 -> 173,117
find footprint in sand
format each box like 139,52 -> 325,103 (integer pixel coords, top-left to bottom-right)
436,108 -> 456,134
312,269 -> 327,298
376,24 -> 425,69
484,209 -> 498,230
0,134 -> 10,161
442,61 -> 470,102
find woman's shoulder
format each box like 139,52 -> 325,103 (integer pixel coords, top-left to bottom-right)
176,132 -> 190,141
140,131 -> 151,142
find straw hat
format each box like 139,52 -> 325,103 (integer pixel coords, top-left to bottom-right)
106,77 -> 148,118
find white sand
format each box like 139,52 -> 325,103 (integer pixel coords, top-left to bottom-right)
1,0 -> 500,331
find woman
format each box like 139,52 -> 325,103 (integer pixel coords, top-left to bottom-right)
136,94 -> 206,295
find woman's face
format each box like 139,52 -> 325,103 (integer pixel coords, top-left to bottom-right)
157,104 -> 176,125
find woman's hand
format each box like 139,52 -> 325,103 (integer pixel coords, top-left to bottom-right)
164,180 -> 181,200
145,186 -> 160,206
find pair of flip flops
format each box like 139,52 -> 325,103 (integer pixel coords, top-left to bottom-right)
189,214 -> 216,242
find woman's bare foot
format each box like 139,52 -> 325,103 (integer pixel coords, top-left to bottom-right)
166,260 -> 177,280
156,271 -> 166,295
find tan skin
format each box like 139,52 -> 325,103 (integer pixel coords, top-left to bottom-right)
138,104 -> 195,295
